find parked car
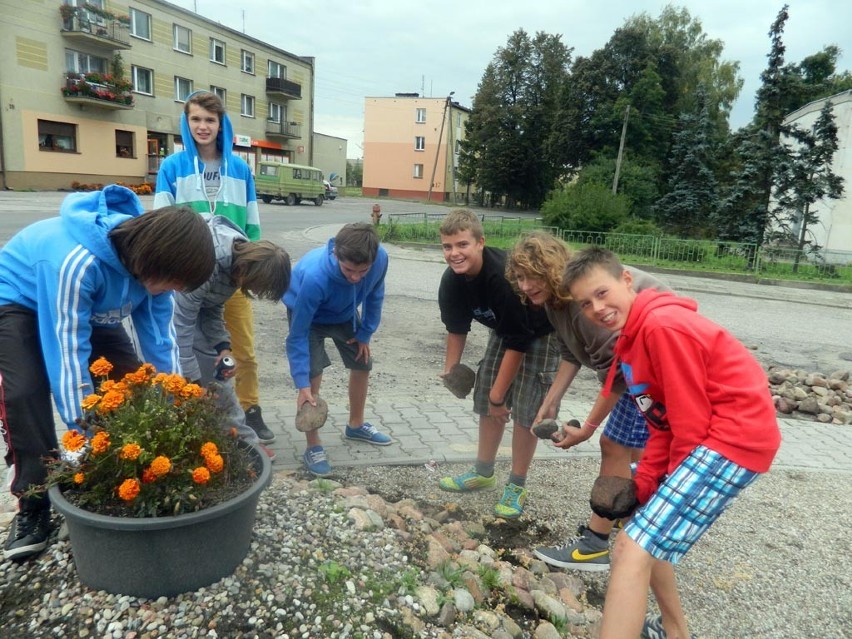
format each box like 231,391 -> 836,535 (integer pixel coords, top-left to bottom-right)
255,162 -> 325,206
323,180 -> 338,200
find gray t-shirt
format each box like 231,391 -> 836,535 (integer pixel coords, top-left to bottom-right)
202,158 -> 221,200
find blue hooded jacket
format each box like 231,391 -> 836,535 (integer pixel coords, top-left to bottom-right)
153,91 -> 260,240
0,186 -> 181,429
283,239 -> 389,389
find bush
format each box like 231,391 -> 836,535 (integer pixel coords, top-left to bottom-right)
540,182 -> 629,232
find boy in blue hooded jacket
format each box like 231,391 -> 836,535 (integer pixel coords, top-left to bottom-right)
0,186 -> 214,561
283,223 -> 392,476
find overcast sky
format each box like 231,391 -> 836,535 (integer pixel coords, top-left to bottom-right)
169,0 -> 852,159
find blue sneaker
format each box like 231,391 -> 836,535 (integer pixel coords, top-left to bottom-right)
344,422 -> 392,446
303,446 -> 332,477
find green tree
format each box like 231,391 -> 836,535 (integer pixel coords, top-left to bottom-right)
576,154 -> 660,219
540,182 -> 630,232
346,160 -> 362,187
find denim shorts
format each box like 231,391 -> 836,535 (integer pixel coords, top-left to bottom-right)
602,393 -> 650,449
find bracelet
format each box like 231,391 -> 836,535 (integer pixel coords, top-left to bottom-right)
583,420 -> 600,431
489,397 -> 506,407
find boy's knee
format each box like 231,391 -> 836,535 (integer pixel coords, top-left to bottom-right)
611,530 -> 652,568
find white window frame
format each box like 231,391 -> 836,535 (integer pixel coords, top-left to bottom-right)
267,102 -> 282,123
65,49 -> 108,74
241,94 -> 255,118
267,60 -> 285,79
209,38 -> 225,65
241,50 -> 255,74
415,136 -> 425,151
416,108 -> 426,123
211,85 -> 227,102
173,24 -> 192,54
175,76 -> 193,102
129,8 -> 151,41
132,65 -> 153,95
413,164 -> 424,179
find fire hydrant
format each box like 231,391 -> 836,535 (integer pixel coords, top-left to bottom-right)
371,204 -> 382,225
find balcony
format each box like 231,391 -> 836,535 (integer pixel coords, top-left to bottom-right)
60,6 -> 131,51
266,77 -> 302,100
62,73 -> 134,110
266,120 -> 301,139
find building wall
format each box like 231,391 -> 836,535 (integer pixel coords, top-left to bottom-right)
0,0 -> 315,190
783,91 -> 852,261
362,96 -> 467,201
311,132 -> 347,185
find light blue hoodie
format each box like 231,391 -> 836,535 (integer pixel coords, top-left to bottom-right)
0,186 -> 180,429
283,239 -> 389,389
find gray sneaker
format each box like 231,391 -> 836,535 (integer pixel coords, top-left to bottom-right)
640,615 -> 698,639
533,524 -> 610,572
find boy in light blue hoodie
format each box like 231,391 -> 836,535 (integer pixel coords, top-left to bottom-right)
283,224 -> 392,476
0,186 -> 215,561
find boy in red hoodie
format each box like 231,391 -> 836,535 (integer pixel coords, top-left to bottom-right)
564,247 -> 781,639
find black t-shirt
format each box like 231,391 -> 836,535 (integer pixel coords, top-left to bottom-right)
438,246 -> 553,352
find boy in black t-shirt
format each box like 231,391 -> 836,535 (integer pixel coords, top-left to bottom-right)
437,210 -> 559,518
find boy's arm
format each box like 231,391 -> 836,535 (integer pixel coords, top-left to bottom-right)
243,169 -> 261,240
534,359 -> 580,423
153,158 -> 176,208
132,293 -> 181,375
285,282 -> 324,390
355,251 -> 388,343
173,281 -> 219,382
442,332 -> 468,374
488,348 -> 524,422
553,385 -> 622,450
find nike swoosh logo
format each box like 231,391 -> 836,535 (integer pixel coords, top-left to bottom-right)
571,548 -> 609,561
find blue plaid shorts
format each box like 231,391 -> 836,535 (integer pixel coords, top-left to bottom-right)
602,393 -> 649,449
624,445 -> 759,564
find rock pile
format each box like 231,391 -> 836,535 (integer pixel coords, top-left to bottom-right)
767,368 -> 851,424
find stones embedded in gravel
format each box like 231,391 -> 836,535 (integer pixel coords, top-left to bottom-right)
767,368 -> 851,424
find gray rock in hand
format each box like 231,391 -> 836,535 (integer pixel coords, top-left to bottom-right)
295,397 -> 329,432
443,363 -> 476,399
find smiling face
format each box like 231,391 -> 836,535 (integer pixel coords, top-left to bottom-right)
186,103 -> 220,153
568,265 -> 636,332
441,229 -> 485,278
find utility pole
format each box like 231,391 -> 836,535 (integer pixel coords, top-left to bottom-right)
612,104 -> 630,195
427,92 -> 453,202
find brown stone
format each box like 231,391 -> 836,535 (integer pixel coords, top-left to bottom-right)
443,363 -> 476,399
590,476 -> 637,518
295,396 -> 328,432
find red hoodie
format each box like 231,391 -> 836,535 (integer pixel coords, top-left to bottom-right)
605,289 -> 781,504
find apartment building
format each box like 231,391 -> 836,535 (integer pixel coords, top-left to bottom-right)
0,0 -> 315,190
362,94 -> 469,202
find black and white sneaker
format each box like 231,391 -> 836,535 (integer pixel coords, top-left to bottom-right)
245,405 -> 276,443
3,508 -> 52,561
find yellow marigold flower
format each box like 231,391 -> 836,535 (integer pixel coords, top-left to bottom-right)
180,383 -> 205,399
117,478 -> 141,502
152,372 -> 170,386
81,393 -> 101,411
99,379 -> 116,393
89,356 -> 113,377
192,467 -> 211,485
97,390 -> 125,413
205,453 -> 224,474
141,468 -> 156,484
200,442 -> 218,458
91,431 -> 111,455
119,443 -> 142,461
161,374 -> 187,395
136,363 -> 156,379
62,430 -> 86,453
150,456 -> 171,477
73,472 -> 85,485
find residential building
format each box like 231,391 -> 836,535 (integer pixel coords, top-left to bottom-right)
362,93 -> 469,202
782,90 -> 852,262
0,0 -> 315,190
311,132 -> 347,185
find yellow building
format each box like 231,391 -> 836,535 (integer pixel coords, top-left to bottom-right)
0,0 -> 315,190
363,93 -> 469,202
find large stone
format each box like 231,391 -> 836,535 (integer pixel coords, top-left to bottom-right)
442,363 -> 476,399
415,585 -> 440,617
294,397 -> 328,432
798,397 -> 821,415
453,588 -> 476,613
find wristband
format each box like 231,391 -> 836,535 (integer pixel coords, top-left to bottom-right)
489,397 -> 506,407
583,420 -> 600,431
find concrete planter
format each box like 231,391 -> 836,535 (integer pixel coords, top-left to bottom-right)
49,441 -> 271,598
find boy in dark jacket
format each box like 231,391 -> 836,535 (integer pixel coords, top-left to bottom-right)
564,247 -> 781,639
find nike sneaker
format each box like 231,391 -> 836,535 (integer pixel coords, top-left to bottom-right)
533,524 -> 610,572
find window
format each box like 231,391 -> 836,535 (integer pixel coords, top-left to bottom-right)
209,38 -> 225,64
267,102 -> 282,123
129,8 -> 151,40
415,136 -> 425,151
65,49 -> 107,74
175,76 -> 193,102
173,25 -> 191,54
241,50 -> 254,74
38,119 -> 76,153
413,164 -> 424,179
416,108 -> 426,123
115,130 -> 134,158
267,60 -> 285,79
211,85 -> 226,102
132,65 -> 153,95
241,94 -> 255,117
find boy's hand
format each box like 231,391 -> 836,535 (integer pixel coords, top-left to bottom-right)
553,419 -> 590,449
295,396 -> 328,432
347,338 -> 370,362
441,363 -> 476,398
297,388 -> 316,409
589,476 -> 639,520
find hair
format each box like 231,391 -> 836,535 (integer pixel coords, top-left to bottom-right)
334,223 -> 379,265
561,246 -> 626,295
184,91 -> 225,121
231,240 -> 292,300
505,231 -> 573,308
439,209 -> 484,241
110,206 -> 215,291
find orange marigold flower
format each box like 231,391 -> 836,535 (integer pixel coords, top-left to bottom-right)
205,453 -> 224,474
99,379 -> 117,393
152,372 -> 170,386
141,468 -> 156,484
62,430 -> 86,452
119,443 -> 142,460
81,393 -> 101,411
117,478 -> 141,502
89,356 -> 113,377
97,390 -> 125,413
200,442 -> 218,458
161,374 -> 186,395
73,472 -> 85,485
91,431 -> 111,455
150,456 -> 171,477
136,363 -> 156,379
180,383 -> 205,399
192,466 -> 211,485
